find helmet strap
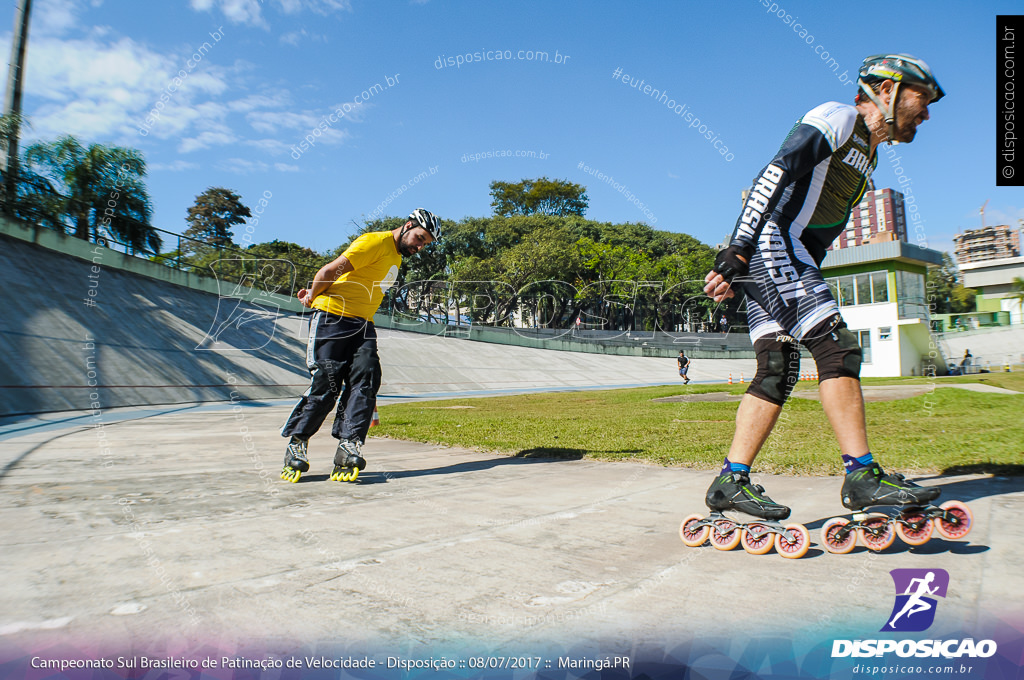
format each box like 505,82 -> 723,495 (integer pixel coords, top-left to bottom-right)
859,79 -> 902,145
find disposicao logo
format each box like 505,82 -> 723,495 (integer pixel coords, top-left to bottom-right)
831,569 -> 997,659
882,568 -> 948,632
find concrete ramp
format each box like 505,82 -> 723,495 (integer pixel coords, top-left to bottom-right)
0,229 -> 756,416
0,233 -> 310,415
942,327 -> 1024,369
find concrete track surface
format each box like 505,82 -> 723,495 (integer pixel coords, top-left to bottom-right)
1,400 -> 1021,658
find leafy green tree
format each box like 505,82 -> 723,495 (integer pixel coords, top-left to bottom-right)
490,177 -> 588,217
1010,277 -> 1024,310
24,135 -> 158,252
926,252 -> 961,314
183,187 -> 251,254
950,284 -> 977,314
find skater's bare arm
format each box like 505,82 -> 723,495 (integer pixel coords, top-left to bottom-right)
299,255 -> 355,307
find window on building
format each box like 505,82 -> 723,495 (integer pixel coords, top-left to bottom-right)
879,326 -> 892,341
896,271 -> 927,319
858,330 -> 872,363
828,270 -> 891,306
856,274 -> 871,305
838,276 -> 855,306
871,271 -> 889,303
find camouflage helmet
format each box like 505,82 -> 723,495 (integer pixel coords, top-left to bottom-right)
859,53 -> 944,103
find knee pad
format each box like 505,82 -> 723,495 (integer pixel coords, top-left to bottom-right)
803,314 -> 862,381
746,336 -> 801,405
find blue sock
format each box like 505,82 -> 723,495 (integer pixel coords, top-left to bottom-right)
842,452 -> 874,474
720,457 -> 751,477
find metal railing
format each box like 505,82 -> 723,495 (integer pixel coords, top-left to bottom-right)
84,224 -> 325,297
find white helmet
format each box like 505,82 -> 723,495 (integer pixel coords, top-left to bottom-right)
408,208 -> 441,240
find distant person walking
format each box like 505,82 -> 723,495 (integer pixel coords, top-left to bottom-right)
677,351 -> 691,384
280,209 -> 441,483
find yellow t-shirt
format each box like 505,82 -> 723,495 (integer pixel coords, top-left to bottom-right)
312,231 -> 401,321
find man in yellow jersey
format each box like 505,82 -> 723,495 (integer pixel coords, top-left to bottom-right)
280,208 -> 441,483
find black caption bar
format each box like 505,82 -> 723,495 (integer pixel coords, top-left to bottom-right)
997,15 -> 1023,186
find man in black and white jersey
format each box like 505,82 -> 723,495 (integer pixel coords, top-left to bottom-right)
700,54 -> 946,520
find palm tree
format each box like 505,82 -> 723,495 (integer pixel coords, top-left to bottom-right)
1010,277 -> 1024,321
23,135 -> 160,253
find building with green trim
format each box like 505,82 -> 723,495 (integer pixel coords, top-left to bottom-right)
820,241 -> 944,377
960,255 -> 1024,326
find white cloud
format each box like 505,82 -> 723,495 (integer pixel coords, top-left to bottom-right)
190,0 -> 267,28
274,162 -> 300,172
190,0 -> 351,26
179,130 -> 238,153
274,0 -> 351,14
5,5 -> 363,182
245,138 -> 294,155
984,206 -> 1024,229
228,93 -> 291,113
150,160 -> 201,172
33,0 -> 84,37
217,158 -> 269,173
279,28 -> 327,46
246,110 -> 319,133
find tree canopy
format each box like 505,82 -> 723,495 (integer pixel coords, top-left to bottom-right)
927,253 -> 976,314
489,177 -> 588,217
23,135 -> 158,253
183,187 -> 251,253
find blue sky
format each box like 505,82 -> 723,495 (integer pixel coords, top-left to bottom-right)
4,0 -> 1022,256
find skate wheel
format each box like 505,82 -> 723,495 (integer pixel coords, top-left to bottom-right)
859,514 -> 895,551
708,519 -> 741,551
740,523 -> 775,555
281,467 -> 301,483
775,523 -> 810,559
821,518 -> 857,554
679,514 -> 709,547
895,510 -> 933,546
934,500 -> 973,540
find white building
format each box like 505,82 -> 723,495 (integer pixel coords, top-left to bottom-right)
821,241 -> 945,377
960,255 -> 1024,325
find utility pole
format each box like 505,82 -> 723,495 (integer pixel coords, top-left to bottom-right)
2,0 -> 32,211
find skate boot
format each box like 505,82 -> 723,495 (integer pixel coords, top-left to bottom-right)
820,463 -> 973,554
840,463 -> 940,511
706,471 -> 791,520
679,472 -> 810,559
329,439 -> 366,482
281,437 -> 310,483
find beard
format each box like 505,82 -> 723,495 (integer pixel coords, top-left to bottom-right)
398,231 -> 419,256
894,98 -> 924,143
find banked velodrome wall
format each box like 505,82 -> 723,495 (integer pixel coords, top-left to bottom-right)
0,218 -> 756,416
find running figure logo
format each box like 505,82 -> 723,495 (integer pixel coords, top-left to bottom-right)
882,568 -> 949,632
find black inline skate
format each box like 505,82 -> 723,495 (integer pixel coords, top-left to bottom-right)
821,463 -> 973,553
281,437 -> 310,483
329,439 -> 366,482
680,472 -> 810,559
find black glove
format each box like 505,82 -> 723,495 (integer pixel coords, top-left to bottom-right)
713,245 -> 753,282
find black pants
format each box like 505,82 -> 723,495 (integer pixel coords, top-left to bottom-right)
281,311 -> 381,443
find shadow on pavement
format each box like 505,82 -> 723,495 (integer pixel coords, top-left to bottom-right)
939,463 -> 1024,477
287,449 -> 643,484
